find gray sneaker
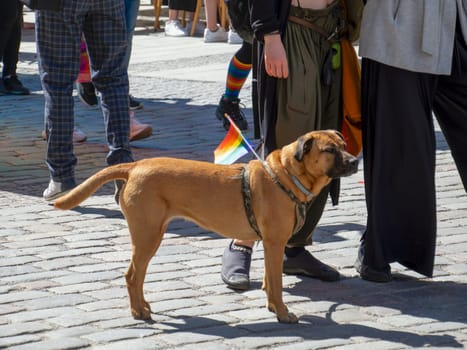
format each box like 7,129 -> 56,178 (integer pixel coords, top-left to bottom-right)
221,240 -> 252,290
43,179 -> 76,201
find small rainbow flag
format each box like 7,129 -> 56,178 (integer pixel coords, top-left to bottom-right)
214,115 -> 253,164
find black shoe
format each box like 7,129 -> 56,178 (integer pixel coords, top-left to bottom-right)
129,95 -> 143,110
3,76 -> 30,95
354,242 -> 392,282
283,248 -> 340,282
77,82 -> 98,106
221,240 -> 252,290
215,95 -> 248,131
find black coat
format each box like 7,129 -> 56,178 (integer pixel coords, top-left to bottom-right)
250,0 -> 291,153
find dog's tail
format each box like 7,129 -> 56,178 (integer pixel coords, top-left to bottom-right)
54,162 -> 134,210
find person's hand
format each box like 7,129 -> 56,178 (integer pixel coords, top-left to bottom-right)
264,34 -> 289,78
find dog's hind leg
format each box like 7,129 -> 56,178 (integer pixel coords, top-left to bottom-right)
125,220 -> 165,320
262,239 -> 298,323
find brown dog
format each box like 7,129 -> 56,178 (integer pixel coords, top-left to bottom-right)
54,130 -> 358,323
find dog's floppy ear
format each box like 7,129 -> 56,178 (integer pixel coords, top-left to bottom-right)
294,135 -> 314,161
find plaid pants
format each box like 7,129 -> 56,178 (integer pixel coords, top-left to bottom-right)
36,0 -> 133,184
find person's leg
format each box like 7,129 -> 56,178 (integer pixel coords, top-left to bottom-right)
204,0 -> 218,31
222,42 -> 252,99
36,2 -> 82,199
2,1 -> 29,95
216,41 -> 252,130
358,58 -> 438,281
123,0 -> 140,69
184,0 -> 203,35
84,0 -> 133,166
203,0 -> 227,42
219,42 -> 253,289
433,20 -> 467,192
0,0 -> 19,76
123,0 -> 143,110
123,0 -> 153,142
165,7 -> 188,37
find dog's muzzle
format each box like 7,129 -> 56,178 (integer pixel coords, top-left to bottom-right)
328,152 -> 359,178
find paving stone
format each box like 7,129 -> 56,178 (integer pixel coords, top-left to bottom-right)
8,337 -> 89,350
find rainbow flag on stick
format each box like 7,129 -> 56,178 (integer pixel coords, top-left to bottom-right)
214,114 -> 261,164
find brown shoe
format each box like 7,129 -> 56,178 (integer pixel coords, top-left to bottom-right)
130,112 -> 152,141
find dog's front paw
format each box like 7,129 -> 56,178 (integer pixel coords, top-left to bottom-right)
268,303 -> 299,323
131,304 -> 152,320
277,311 -> 298,323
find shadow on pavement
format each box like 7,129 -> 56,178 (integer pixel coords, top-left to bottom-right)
130,278 -> 465,348
148,305 -> 463,348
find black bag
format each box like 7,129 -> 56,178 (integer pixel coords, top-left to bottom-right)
20,0 -> 62,11
225,0 -> 253,44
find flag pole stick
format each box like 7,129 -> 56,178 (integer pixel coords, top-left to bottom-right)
225,114 -> 263,161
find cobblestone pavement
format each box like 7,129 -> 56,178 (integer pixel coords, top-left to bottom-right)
0,13 -> 466,350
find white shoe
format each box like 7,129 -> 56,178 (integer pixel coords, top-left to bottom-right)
43,179 -> 76,201
186,20 -> 205,36
165,20 -> 188,37
204,24 -> 228,43
228,29 -> 243,44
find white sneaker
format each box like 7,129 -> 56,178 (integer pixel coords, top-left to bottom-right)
204,24 -> 228,43
186,20 -> 205,36
228,29 -> 243,45
165,20 -> 188,37
43,179 -> 76,201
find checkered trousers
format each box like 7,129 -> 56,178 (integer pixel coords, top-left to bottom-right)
36,0 -> 132,183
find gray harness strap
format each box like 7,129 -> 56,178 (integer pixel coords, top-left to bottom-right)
240,163 -> 311,239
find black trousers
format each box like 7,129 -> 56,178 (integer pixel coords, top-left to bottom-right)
0,1 -> 23,78
361,22 -> 467,277
168,0 -> 196,12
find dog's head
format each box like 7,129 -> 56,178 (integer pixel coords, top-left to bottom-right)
291,130 -> 359,179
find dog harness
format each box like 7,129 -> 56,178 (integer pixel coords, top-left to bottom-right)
241,162 -> 313,240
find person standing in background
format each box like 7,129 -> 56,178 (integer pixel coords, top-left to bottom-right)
221,0 -> 364,290
355,0 -> 467,282
76,0 -> 144,111
37,0 -> 134,201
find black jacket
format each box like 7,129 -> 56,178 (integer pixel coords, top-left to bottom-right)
250,0 -> 291,153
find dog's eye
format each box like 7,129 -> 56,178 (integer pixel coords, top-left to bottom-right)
323,148 -> 336,154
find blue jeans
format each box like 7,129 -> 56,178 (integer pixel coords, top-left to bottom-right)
124,0 -> 140,69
